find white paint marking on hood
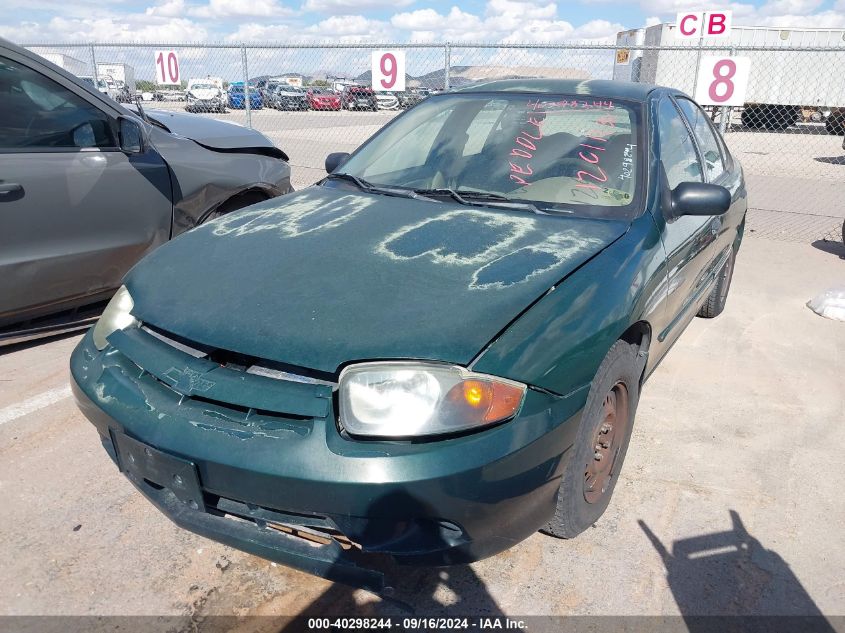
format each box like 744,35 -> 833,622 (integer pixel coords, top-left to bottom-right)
0,386 -> 72,426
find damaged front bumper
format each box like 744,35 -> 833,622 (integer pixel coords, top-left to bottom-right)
70,328 -> 582,588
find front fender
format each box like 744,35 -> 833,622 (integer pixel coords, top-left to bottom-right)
471,212 -> 666,397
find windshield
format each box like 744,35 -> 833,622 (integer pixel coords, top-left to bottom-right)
190,84 -> 214,90
336,92 -> 643,218
229,85 -> 244,92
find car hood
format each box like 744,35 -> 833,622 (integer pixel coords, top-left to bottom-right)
125,187 -> 627,374
142,108 -> 276,151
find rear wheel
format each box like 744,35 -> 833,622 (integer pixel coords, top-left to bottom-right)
697,248 -> 736,319
542,340 -> 641,539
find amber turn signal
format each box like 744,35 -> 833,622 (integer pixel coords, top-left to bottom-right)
449,378 -> 525,424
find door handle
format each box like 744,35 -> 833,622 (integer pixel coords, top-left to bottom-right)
0,183 -> 23,195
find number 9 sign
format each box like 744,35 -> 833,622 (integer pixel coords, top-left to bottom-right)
694,56 -> 750,107
155,50 -> 181,85
371,51 -> 405,92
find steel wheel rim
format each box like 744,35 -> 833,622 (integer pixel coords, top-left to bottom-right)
584,382 -> 630,504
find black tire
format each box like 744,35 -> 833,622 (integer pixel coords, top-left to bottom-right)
697,248 -> 736,319
542,340 -> 642,539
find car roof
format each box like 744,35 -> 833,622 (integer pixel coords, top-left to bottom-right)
450,79 -> 662,101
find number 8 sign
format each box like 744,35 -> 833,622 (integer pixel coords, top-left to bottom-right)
371,51 -> 405,92
694,56 -> 750,107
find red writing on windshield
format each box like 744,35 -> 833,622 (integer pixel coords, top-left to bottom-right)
507,100 -> 547,186
540,99 -> 614,110
573,113 -> 617,199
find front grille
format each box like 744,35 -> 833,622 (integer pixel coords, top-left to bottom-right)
107,325 -> 334,420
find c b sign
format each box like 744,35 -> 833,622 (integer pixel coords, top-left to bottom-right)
674,11 -> 733,38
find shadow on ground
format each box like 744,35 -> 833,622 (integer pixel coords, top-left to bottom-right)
0,328 -> 84,356
812,239 -> 845,258
639,510 -> 837,633
279,489 -> 504,625
814,156 -> 845,165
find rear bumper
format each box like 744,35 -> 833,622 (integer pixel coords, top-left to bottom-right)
70,330 -> 582,584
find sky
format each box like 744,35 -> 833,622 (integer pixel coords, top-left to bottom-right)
2,0 -> 844,44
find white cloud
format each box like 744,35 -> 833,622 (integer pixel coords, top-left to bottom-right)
2,14 -> 209,42
225,14 -> 393,42
145,0 -> 186,17
190,0 -> 296,19
757,0 -> 824,14
392,7 -> 483,32
302,0 -> 414,11
748,9 -> 845,27
392,2 -> 624,43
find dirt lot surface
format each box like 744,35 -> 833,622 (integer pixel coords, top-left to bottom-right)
2,234 -> 844,625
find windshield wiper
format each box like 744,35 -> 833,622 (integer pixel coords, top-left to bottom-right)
413,187 -> 546,214
324,173 -> 429,201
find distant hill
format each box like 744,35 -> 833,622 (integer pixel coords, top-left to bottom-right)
251,64 -> 590,88
354,65 -> 590,89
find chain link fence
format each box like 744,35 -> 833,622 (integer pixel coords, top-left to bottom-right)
22,40 -> 845,243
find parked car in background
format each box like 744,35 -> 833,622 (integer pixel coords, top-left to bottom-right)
272,84 -> 308,111
341,85 -> 377,111
227,83 -> 262,110
185,79 -> 226,113
69,79 -> 746,590
156,89 -> 186,102
115,83 -> 134,103
259,81 -> 281,105
376,91 -> 399,110
80,75 -> 119,100
0,37 -> 292,343
396,90 -> 423,108
306,86 -> 341,111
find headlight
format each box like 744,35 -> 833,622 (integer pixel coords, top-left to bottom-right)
338,362 -> 526,439
92,286 -> 138,350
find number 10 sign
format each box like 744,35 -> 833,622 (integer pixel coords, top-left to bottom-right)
371,51 -> 405,92
694,56 -> 751,107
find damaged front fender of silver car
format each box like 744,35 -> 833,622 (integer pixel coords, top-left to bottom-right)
140,109 -> 294,235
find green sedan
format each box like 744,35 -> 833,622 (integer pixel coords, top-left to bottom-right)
70,79 -> 747,591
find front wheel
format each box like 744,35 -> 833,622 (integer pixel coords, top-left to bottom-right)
697,248 -> 736,319
542,340 -> 641,539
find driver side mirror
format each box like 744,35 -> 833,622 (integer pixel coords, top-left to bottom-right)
118,117 -> 144,154
325,152 -> 350,174
669,182 -> 731,219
